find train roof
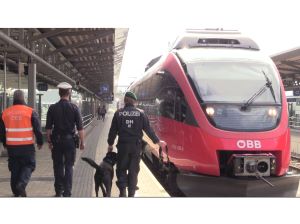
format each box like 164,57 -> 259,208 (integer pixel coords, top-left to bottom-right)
176,47 -> 273,64
170,29 -> 260,51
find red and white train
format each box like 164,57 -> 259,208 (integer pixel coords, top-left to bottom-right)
129,29 -> 299,196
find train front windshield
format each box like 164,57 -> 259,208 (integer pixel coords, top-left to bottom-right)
185,60 -> 282,131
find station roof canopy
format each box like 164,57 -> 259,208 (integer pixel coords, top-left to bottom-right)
271,47 -> 300,90
0,28 -> 128,98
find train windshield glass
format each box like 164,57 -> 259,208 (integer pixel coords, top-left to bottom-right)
186,61 -> 281,104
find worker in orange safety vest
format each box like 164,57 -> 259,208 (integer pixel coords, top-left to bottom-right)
0,90 -> 43,197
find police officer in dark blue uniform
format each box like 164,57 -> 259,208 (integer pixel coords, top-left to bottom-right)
107,91 -> 163,197
0,90 -> 43,197
46,82 -> 85,197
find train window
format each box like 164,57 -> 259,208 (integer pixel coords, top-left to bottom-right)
143,79 -> 150,99
161,70 -> 177,88
147,76 -> 157,99
175,88 -> 198,126
175,89 -> 187,122
158,88 -> 176,120
150,73 -> 164,98
135,85 -> 140,98
139,83 -> 146,100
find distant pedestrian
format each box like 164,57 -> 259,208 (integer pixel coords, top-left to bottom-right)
107,91 -> 163,197
46,82 -> 85,197
0,90 -> 43,197
100,105 -> 106,121
97,105 -> 101,120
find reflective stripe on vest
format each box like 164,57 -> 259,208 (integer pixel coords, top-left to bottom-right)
7,137 -> 33,141
6,128 -> 33,132
2,105 -> 34,146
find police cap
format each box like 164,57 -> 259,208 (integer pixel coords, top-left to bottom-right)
57,82 -> 72,89
125,91 -> 137,101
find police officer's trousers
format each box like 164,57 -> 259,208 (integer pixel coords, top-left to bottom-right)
116,141 -> 142,197
52,138 -> 76,197
8,152 -> 36,197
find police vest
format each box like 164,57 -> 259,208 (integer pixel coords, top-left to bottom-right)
2,105 -> 34,146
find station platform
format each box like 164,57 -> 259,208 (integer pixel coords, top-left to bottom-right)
0,110 -> 169,197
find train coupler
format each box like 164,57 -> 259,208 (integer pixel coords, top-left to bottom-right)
229,153 -> 276,177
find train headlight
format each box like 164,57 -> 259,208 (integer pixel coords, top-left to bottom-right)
268,108 -> 277,117
206,107 -> 215,116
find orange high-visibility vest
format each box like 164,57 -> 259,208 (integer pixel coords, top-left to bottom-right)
2,105 -> 34,146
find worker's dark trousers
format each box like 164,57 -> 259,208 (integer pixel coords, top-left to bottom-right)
8,153 -> 36,196
52,138 -> 76,197
116,142 -> 142,197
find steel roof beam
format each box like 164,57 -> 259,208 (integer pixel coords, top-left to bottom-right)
56,29 -> 113,37
0,30 -> 96,97
56,56 -> 113,67
281,61 -> 300,70
83,71 -> 113,76
78,66 -> 112,71
70,42 -> 113,50
75,63 -> 113,69
63,49 -> 113,61
79,69 -> 113,75
46,30 -> 114,56
32,28 -> 85,85
30,29 -> 70,41
278,67 -> 300,73
71,54 -> 113,62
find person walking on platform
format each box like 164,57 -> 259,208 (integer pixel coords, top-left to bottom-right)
107,91 -> 163,197
100,105 -> 107,121
46,82 -> 85,197
0,90 -> 43,197
97,105 -> 101,120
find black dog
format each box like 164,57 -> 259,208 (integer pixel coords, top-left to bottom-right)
81,152 -> 117,197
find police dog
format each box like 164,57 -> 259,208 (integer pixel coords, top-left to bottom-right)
81,152 -> 117,197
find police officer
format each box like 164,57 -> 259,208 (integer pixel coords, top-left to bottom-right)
46,82 -> 85,197
0,90 -> 43,197
107,91 -> 163,197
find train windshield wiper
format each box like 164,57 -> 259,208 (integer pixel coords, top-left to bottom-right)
262,70 -> 277,103
241,71 -> 277,111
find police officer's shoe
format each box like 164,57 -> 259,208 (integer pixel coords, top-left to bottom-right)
119,189 -> 127,197
55,192 -> 63,197
16,183 -> 27,197
128,192 -> 135,197
128,189 -> 136,197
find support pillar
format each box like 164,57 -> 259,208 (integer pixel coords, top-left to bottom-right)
3,51 -> 7,110
37,93 -> 43,123
18,60 -> 23,89
90,97 -> 92,116
28,63 -> 36,109
1,52 -> 7,157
